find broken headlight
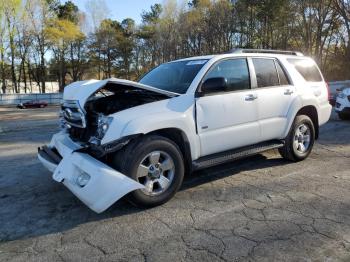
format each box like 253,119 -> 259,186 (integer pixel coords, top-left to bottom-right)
96,114 -> 113,140
59,108 -> 71,130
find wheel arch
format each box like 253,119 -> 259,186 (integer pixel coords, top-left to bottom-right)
284,100 -> 320,140
147,128 -> 193,174
296,105 -> 319,139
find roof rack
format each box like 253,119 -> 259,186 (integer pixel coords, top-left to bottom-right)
229,48 -> 304,56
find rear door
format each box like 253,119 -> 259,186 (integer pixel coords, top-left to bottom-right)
250,57 -> 296,141
196,58 -> 261,157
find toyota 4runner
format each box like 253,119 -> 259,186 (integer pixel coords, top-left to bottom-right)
38,49 -> 332,213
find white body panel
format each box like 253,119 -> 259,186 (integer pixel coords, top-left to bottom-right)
102,94 -> 201,160
254,84 -> 296,140
196,91 -> 260,156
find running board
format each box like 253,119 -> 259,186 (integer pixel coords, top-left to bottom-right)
192,140 -> 284,171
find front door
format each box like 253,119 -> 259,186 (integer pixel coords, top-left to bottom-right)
196,58 -> 261,157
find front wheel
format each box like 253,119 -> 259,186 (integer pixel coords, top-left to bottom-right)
279,115 -> 315,162
112,135 -> 185,208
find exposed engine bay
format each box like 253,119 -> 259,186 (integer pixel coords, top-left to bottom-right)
62,82 -> 169,144
85,83 -> 168,115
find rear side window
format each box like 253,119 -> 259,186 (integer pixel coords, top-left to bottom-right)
252,58 -> 279,88
287,58 -> 322,82
275,61 -> 290,85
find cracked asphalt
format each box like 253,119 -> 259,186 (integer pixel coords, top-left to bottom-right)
0,107 -> 350,262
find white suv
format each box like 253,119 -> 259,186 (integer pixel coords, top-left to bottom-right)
38,49 -> 332,213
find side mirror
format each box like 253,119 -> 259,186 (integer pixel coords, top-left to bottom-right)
201,77 -> 227,95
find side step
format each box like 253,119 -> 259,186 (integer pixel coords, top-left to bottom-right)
192,140 -> 284,171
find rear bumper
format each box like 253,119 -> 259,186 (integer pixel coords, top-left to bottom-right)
318,103 -> 332,126
37,132 -> 144,213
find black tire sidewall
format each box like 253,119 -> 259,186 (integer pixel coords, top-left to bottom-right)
121,136 -> 185,207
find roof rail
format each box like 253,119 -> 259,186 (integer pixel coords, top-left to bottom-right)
229,48 -> 304,56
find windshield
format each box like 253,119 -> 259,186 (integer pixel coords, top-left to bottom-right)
139,60 -> 208,94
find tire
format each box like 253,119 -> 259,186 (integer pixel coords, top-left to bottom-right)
279,115 -> 315,162
111,135 -> 185,208
338,112 -> 350,120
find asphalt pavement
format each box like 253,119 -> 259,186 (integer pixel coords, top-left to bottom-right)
0,107 -> 349,261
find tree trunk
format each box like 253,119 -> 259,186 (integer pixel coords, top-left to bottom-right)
23,61 -> 27,94
40,49 -> 46,93
0,50 -> 6,94
9,43 -> 17,93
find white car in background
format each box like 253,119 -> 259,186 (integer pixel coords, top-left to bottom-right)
335,87 -> 350,120
38,49 -> 332,213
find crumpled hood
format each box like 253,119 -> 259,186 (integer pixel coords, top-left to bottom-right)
63,78 -> 179,107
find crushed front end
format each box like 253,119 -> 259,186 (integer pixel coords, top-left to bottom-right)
37,79 -> 171,213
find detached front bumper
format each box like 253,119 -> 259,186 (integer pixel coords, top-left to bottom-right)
38,132 -> 144,213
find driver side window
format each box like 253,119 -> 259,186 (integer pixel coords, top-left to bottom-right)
205,58 -> 250,91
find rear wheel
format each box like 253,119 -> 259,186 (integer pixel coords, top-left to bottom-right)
279,115 -> 315,162
112,135 -> 185,208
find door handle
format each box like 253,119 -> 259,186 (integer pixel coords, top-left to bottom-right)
284,89 -> 294,95
245,94 -> 258,101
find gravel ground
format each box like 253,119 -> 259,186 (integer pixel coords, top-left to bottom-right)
0,107 -> 349,262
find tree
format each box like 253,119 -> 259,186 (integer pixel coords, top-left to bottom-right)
0,0 -> 7,93
16,10 -> 32,93
1,0 -> 350,93
88,19 -> 120,79
137,3 -> 163,72
333,0 -> 350,78
85,0 -> 109,31
46,18 -> 84,91
118,18 -> 136,79
4,0 -> 21,93
26,0 -> 56,93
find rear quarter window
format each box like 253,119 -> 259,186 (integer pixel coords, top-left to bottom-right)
275,61 -> 290,85
287,58 -> 323,82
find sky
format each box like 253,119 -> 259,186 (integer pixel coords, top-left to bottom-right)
63,0 -> 164,25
